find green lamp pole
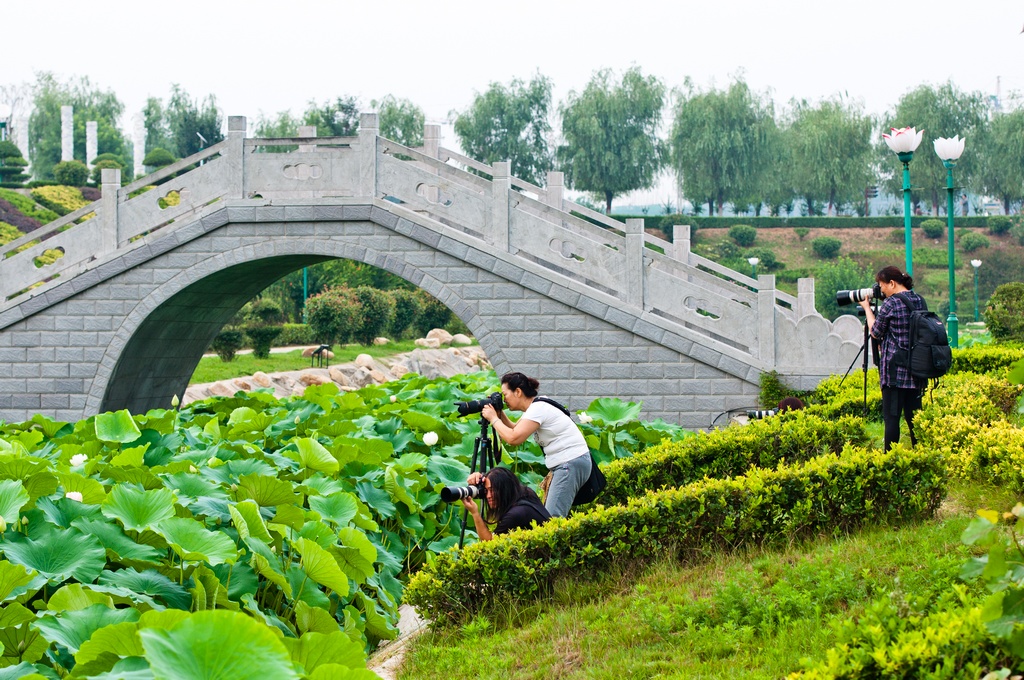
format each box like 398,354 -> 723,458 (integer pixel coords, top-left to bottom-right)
971,259 -> 982,322
934,135 -> 965,348
883,127 -> 924,277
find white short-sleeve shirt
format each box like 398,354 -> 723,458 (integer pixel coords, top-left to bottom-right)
521,399 -> 590,469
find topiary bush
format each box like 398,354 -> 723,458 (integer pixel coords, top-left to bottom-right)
793,227 -> 810,241
352,286 -> 396,346
888,228 -> 905,244
90,158 -> 124,185
52,160 -> 89,186
241,298 -> 285,359
959,231 -> 989,253
306,287 -> 361,346
728,224 -> 757,247
985,282 -> 1024,343
920,218 -> 944,239
744,247 -> 781,271
0,140 -> 30,186
244,325 -> 282,359
811,236 -> 842,259
211,328 -> 244,362
988,215 -> 1012,235
142,147 -> 176,170
389,289 -> 423,339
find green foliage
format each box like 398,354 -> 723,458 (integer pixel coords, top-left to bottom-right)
90,159 -> 123,185
920,218 -> 945,239
30,185 -> 90,215
405,445 -> 945,625
978,107 -> 1024,214
558,67 -> 665,213
959,231 -> 989,253
244,326 -> 282,360
352,286 -> 395,346
793,227 -> 810,240
950,344 -> 1024,377
211,328 -> 244,362
811,236 -> 842,259
452,75 -> 553,185
389,289 -> 423,340
812,256 -> 871,321
0,186 -> 59,223
165,85 -> 224,157
413,292 -> 453,336
306,287 -> 360,346
988,215 -> 1013,235
642,214 -> 996,231
744,246 -> 781,271
986,283 -> 1024,343
0,140 -> 29,186
303,96 -> 360,137
759,370 -> 803,407
888,227 -> 906,243
728,224 -> 757,247
52,160 -> 88,187
276,323 -> 317,346
374,95 -> 425,148
142,147 -> 176,169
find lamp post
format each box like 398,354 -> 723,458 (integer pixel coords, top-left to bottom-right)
748,256 -> 759,279
971,259 -> 982,322
883,127 -> 925,276
934,135 -> 966,348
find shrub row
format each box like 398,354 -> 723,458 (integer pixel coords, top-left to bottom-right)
405,445 -> 945,625
307,286 -> 452,346
627,214 -> 998,235
600,411 -> 869,506
949,344 -> 1024,376
30,185 -> 91,216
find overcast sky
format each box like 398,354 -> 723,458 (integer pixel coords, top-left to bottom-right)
5,0 -> 1022,205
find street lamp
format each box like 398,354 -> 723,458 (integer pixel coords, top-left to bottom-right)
883,127 -> 925,276
748,256 -> 759,279
971,259 -> 982,322
934,135 -> 966,348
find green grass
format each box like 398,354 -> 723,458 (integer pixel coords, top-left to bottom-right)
397,482 -> 1017,680
189,340 -> 430,384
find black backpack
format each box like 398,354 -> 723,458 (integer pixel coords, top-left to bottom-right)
534,397 -> 606,506
893,293 -> 953,381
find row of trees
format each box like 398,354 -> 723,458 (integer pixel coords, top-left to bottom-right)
4,71 -> 1022,215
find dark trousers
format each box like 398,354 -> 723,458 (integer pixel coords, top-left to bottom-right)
881,386 -> 922,452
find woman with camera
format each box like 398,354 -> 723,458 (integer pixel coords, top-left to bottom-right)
858,265 -> 925,452
461,467 -> 550,541
479,371 -> 591,517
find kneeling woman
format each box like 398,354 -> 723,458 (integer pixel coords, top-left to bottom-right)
481,371 -> 591,517
462,467 -> 550,541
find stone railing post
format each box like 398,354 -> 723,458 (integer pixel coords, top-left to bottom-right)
86,121 -> 98,169
423,124 -> 440,159
227,116 -> 247,198
758,274 -> 777,366
491,161 -> 511,252
61,106 -> 74,162
671,224 -> 691,262
101,168 -> 121,253
797,277 -> 816,319
358,112 -> 378,198
297,124 -> 316,152
625,218 -> 644,308
544,171 -> 564,209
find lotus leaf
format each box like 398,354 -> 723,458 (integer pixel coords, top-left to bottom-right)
281,630 -> 365,673
157,517 -> 239,566
56,472 -> 107,504
94,410 -> 143,444
98,568 -> 192,610
228,500 -> 273,543
294,601 -> 340,635
308,492 -> 359,527
0,527 -> 105,584
0,480 -> 29,525
294,538 -> 349,597
45,583 -> 115,612
102,485 -> 176,532
32,603 -> 140,653
0,560 -> 37,602
236,474 -> 299,507
289,438 -> 339,474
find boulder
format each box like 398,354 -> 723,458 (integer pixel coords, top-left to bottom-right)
369,369 -> 388,384
355,353 -> 375,369
298,372 -> 330,387
451,333 -> 472,345
252,371 -> 273,388
208,382 -> 235,397
426,328 -> 454,346
389,363 -> 410,377
328,367 -> 350,386
232,378 -> 253,391
415,338 -> 441,349
373,337 -> 389,346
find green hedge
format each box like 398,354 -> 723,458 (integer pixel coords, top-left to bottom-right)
0,187 -> 60,224
406,446 -> 945,625
276,323 -> 317,346
621,215 -> 997,237
949,344 -> 1024,376
600,411 -> 869,506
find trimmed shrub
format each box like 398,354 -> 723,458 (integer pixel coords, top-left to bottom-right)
244,325 -> 282,359
920,218 -> 944,239
988,214 -> 1012,235
413,291 -> 453,336
887,228 -> 905,244
950,344 -> 1024,376
245,298 -> 284,326
276,323 -> 317,346
0,140 -> 29,186
0,221 -> 22,245
352,286 -> 396,346
90,158 -> 124,185
811,236 -> 842,259
793,227 -> 809,241
211,328 -> 244,362
389,289 -> 423,339
53,160 -> 89,187
743,246 -> 781,271
306,287 -> 361,346
143,147 -> 176,169
728,224 -> 757,247
241,298 -> 285,359
985,282 -> 1024,343
959,231 -> 989,252
30,185 -> 90,216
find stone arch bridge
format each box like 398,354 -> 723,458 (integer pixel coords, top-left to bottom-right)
0,115 -> 863,429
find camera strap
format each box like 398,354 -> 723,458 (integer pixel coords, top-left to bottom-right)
533,397 -> 572,419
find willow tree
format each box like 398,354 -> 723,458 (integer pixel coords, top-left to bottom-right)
670,79 -> 776,216
373,95 -> 425,148
977,108 -> 1024,214
557,67 -> 665,213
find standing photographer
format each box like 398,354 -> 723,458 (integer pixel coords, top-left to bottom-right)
858,266 -> 925,452
462,467 -> 550,541
480,372 -> 591,517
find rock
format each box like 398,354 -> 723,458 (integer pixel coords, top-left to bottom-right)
452,333 -> 472,345
426,328 -> 453,345
328,367 -> 350,386
232,378 -> 252,391
252,371 -> 273,388
415,338 -> 440,349
355,353 -> 375,369
298,372 -> 329,387
373,337 -> 389,346
389,363 -> 410,377
348,367 -> 375,388
208,382 -> 235,397
369,369 -> 387,383
301,346 -> 334,359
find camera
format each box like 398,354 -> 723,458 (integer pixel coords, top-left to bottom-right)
440,484 -> 484,503
455,392 -> 503,417
746,409 -> 778,419
835,283 -> 883,307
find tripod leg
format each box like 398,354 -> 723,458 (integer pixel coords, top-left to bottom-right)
457,436 -> 484,550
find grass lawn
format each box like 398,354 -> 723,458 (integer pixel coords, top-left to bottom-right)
397,481 -> 1016,680
189,340 -> 430,384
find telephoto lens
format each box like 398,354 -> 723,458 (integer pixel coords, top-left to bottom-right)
440,484 -> 484,503
455,392 -> 504,417
835,288 -> 876,307
746,409 -> 778,419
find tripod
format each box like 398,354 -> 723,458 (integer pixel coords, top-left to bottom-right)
457,417 -> 501,549
839,302 -> 878,416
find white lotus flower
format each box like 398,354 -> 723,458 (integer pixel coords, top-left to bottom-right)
578,412 -> 593,424
171,394 -> 180,408
390,395 -> 397,403
423,431 -> 439,446
65,491 -> 84,502
70,453 -> 88,466
882,127 -> 924,154
933,135 -> 965,161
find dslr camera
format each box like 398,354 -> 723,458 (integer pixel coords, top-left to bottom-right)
455,392 -> 503,417
440,484 -> 484,503
835,282 -> 883,307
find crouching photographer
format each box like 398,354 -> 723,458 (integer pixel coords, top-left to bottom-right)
456,468 -> 550,541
